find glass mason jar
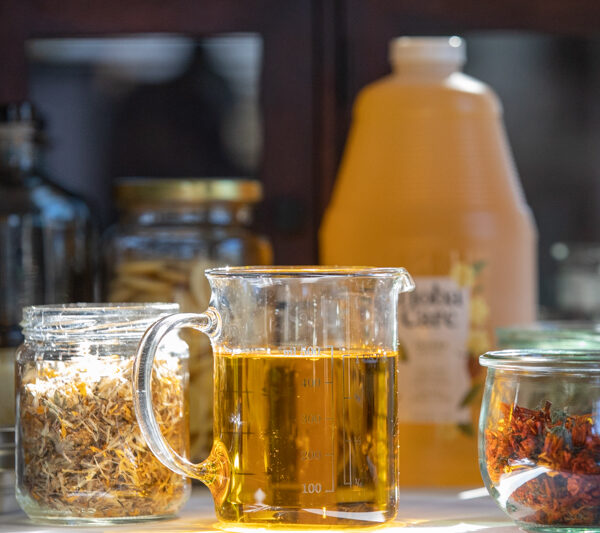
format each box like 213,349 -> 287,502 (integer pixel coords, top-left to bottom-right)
103,177 -> 272,461
15,303 -> 190,524
479,350 -> 600,532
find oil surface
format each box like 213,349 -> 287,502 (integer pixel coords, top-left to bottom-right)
212,349 -> 398,527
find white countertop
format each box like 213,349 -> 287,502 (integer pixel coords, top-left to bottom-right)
0,486 -> 518,532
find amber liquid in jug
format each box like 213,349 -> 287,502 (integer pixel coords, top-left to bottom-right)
320,37 -> 537,486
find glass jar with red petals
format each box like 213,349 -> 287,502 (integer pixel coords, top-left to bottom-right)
479,350 -> 600,532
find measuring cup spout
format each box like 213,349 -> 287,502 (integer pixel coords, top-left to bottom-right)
396,269 -> 416,295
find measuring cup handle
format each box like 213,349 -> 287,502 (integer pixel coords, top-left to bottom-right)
133,309 -> 226,489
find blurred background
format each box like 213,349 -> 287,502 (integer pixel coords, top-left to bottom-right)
2,1 -> 600,317
27,34 -> 263,226
24,32 -> 600,316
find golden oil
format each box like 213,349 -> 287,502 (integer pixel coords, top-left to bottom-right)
211,349 -> 398,528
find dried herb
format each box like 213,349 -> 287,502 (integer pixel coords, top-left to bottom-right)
18,355 -> 188,518
485,400 -> 600,526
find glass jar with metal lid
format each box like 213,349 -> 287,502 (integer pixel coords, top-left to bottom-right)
103,177 -> 273,461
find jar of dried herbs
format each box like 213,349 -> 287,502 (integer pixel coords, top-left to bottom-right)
15,303 -> 189,524
103,178 -> 272,462
479,350 -> 600,532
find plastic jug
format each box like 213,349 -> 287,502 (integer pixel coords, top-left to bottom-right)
320,36 -> 537,487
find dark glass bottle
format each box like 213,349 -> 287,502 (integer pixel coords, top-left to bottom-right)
0,102 -> 95,499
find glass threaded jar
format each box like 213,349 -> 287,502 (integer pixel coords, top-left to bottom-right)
15,303 -> 190,525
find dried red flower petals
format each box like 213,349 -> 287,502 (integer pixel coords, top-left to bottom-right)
485,401 -> 600,526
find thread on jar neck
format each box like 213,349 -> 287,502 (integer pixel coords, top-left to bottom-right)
20,303 -> 179,342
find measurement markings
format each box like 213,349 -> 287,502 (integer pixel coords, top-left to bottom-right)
226,388 -> 255,395
348,434 -> 352,487
342,352 -> 346,484
347,352 -> 351,400
220,430 -> 255,436
330,349 -> 335,492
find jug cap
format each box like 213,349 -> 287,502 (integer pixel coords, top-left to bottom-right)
389,36 -> 465,68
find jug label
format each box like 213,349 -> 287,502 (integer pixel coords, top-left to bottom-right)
397,276 -> 471,424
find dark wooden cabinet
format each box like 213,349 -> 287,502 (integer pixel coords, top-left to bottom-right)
1,0 -> 600,267
340,0 -> 600,119
0,0 -> 318,264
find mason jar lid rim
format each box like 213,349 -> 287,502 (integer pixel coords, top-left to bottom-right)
205,265 -> 414,280
480,349 -> 600,370
497,321 -> 600,334
115,178 -> 263,205
21,302 -> 179,340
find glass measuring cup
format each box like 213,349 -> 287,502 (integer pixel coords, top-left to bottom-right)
133,266 -> 414,528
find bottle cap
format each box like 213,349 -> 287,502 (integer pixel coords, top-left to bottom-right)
0,102 -> 36,123
0,102 -> 45,141
389,36 -> 465,68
